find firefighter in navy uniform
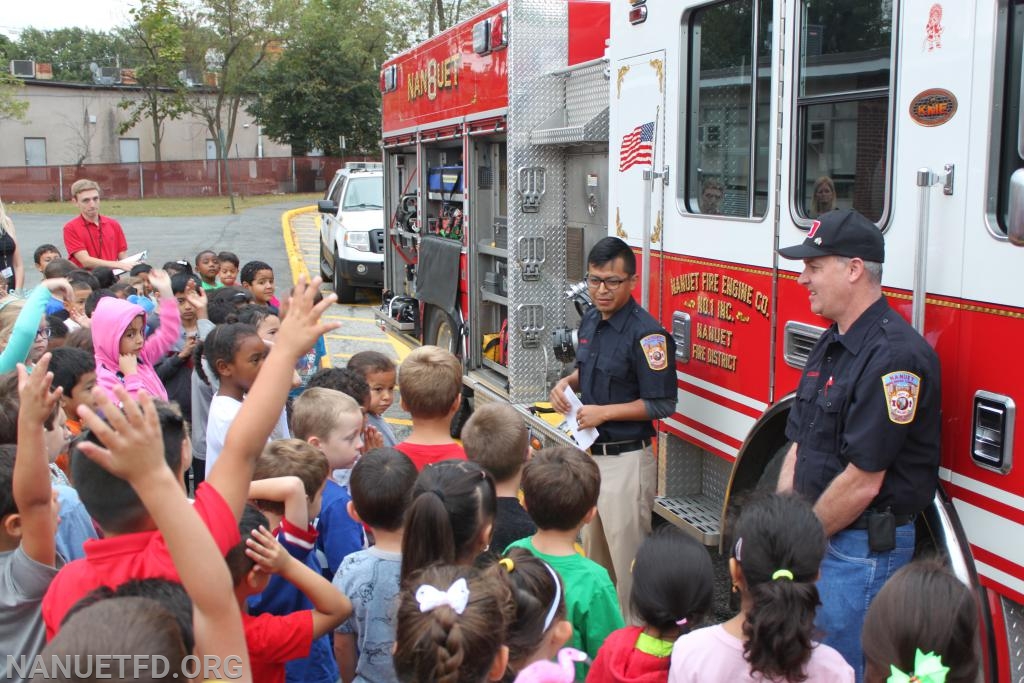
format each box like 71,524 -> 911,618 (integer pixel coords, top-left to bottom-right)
550,237 -> 678,614
776,209 -> 941,680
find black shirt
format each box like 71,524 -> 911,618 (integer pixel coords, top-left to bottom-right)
491,497 -> 538,555
785,296 -> 941,516
576,297 -> 677,442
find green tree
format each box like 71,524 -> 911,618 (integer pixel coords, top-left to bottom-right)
180,0 -> 296,161
13,27 -> 130,83
249,0 -> 414,156
0,72 -> 29,122
417,0 -> 492,36
118,0 -> 190,163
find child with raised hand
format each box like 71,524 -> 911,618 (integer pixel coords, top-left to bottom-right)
69,386 -> 251,682
669,493 -> 853,683
589,526 -> 713,682
91,267 -> 179,401
498,548 -> 574,682
0,278 -> 75,373
229,504 -> 351,683
1,356 -> 62,682
197,322 -> 289,475
861,558 -> 979,683
401,459 -> 497,582
40,275 -> 340,634
394,563 -> 514,683
333,447 -> 418,683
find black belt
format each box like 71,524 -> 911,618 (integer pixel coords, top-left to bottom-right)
846,511 -> 916,530
589,439 -> 650,456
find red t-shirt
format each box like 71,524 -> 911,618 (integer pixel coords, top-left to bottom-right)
41,483 -> 240,638
395,441 -> 467,471
243,610 -> 314,683
62,214 -> 127,267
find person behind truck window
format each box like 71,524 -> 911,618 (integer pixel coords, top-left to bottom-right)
812,176 -> 838,218
62,180 -> 134,272
548,237 -> 677,617
698,178 -> 724,215
776,209 -> 941,678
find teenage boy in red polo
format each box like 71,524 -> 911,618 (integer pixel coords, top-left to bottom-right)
62,180 -> 134,272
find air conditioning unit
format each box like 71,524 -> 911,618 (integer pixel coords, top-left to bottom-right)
100,66 -> 120,83
698,123 -> 722,146
808,120 -> 830,145
10,60 -> 35,78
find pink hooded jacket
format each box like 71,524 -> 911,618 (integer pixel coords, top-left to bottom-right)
92,296 -> 180,401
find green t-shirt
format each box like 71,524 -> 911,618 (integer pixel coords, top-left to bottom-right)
506,537 -> 624,681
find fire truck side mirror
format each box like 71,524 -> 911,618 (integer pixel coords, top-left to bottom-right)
1007,168 -> 1024,246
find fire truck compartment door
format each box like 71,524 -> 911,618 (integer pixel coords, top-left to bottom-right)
415,234 -> 462,310
611,50 -> 667,311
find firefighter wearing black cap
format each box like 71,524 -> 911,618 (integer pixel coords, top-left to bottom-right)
776,209 -> 941,680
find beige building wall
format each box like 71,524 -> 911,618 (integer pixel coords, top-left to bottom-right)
0,81 -> 291,167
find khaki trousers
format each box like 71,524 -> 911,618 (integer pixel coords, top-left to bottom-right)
581,445 -> 657,619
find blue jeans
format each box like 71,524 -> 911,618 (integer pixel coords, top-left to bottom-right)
815,524 -> 915,682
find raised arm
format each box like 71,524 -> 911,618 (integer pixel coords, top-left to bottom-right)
248,476 -> 309,530
140,270 -> 181,364
0,279 -> 73,373
76,387 -> 251,682
207,276 -> 340,519
14,355 -> 60,566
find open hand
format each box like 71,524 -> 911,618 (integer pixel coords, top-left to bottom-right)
148,269 -> 173,299
363,424 -> 384,452
184,280 -> 208,318
276,275 -> 340,358
75,387 -> 169,484
17,354 -> 62,425
42,278 -> 75,302
245,525 -> 291,575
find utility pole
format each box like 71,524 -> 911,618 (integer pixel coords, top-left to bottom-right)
219,128 -> 236,214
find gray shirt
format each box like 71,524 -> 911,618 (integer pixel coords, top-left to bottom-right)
0,546 -> 63,683
333,547 -> 401,683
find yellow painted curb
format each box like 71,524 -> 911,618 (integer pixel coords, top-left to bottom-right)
281,205 -> 317,286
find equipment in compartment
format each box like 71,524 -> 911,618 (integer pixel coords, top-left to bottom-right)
382,292 -> 419,331
427,166 -> 465,195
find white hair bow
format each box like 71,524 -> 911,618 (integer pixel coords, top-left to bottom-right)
416,578 -> 470,615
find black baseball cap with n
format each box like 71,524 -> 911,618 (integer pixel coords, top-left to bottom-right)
777,209 -> 885,263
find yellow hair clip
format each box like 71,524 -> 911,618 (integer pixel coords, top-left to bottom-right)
499,558 -> 515,573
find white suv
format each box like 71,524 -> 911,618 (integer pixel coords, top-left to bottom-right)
317,162 -> 385,302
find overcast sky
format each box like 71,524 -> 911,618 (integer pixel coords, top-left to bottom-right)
1,0 -> 138,39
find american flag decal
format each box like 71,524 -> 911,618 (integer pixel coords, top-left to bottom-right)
618,121 -> 654,172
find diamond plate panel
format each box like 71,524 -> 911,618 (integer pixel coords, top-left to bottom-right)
565,62 -> 610,129
702,452 -> 732,507
661,434 -> 704,497
1005,595 -> 1024,683
505,0 -> 572,403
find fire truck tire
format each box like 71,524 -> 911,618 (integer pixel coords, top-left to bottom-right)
425,306 -> 460,356
332,250 -> 357,303
756,441 -> 791,491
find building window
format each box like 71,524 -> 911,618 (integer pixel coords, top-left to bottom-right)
682,0 -> 773,218
119,138 -> 141,163
24,138 -> 46,167
794,1 -> 895,224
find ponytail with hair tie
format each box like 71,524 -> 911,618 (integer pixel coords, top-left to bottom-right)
887,650 -> 948,683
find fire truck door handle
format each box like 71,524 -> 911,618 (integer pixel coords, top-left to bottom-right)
672,311 -> 691,362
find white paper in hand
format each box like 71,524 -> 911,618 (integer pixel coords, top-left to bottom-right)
562,385 -> 599,451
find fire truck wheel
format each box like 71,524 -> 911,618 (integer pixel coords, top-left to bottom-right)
426,306 -> 460,356
333,250 -> 357,303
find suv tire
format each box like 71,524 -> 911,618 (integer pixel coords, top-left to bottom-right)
333,249 -> 357,303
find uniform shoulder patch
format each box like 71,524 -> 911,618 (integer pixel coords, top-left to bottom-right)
640,334 -> 669,371
881,371 -> 921,424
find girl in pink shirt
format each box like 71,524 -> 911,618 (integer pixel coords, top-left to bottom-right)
669,494 -> 853,683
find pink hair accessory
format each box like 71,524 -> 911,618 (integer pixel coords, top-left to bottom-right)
513,648 -> 588,683
675,617 -> 688,626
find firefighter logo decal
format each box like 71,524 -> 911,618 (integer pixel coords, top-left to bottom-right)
881,371 -> 921,424
641,334 -> 669,371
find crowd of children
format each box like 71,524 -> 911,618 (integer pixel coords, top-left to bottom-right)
0,239 -> 982,683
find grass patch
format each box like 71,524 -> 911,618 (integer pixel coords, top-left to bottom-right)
9,193 -> 322,218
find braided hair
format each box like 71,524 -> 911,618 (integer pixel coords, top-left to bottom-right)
394,564 -> 513,683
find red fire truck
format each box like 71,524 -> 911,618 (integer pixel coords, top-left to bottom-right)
376,1 -> 1024,676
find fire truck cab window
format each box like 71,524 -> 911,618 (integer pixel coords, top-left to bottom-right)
795,1 -> 894,224
684,0 -> 772,218
993,0 -> 1024,235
